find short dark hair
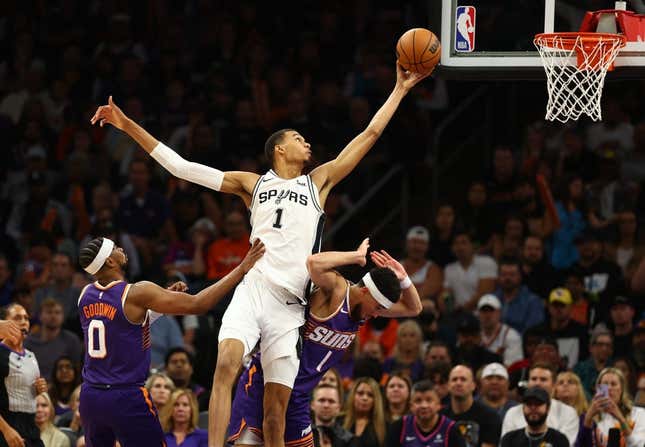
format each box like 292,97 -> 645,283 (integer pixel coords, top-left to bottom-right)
79,237 -> 107,271
363,267 -> 401,304
312,383 -> 340,402
0,303 -> 23,319
529,362 -> 557,381
498,256 -> 522,271
165,347 -> 194,367
353,355 -> 382,382
411,379 -> 436,395
264,129 -> 294,168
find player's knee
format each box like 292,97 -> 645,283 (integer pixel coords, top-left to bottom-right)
263,408 -> 286,433
213,342 -> 243,381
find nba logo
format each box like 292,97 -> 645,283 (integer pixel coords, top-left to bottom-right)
455,6 -> 476,52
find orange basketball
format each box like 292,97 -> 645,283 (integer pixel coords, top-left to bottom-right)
396,28 -> 441,74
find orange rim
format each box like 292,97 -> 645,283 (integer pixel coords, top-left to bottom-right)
534,32 -> 626,50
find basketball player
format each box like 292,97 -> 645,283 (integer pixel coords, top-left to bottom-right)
76,237 -> 264,447
228,241 -> 423,447
90,64 -> 430,447
386,380 -> 465,447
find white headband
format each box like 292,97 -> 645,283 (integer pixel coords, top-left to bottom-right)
84,238 -> 115,275
362,272 -> 394,309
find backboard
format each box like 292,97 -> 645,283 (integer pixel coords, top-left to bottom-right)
440,0 -> 645,78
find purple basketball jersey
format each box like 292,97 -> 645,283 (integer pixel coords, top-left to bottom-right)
399,415 -> 456,447
229,284 -> 360,444
79,281 -> 151,385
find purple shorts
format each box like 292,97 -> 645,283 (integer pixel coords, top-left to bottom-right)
80,384 -> 166,447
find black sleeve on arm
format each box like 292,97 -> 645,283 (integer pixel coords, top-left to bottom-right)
385,419 -> 404,447
448,424 -> 467,447
500,431 -> 519,447
481,408 -> 502,444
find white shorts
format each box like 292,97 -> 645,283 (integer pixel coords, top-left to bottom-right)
218,269 -> 305,367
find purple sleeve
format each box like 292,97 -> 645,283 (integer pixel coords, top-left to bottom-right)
574,414 -> 593,447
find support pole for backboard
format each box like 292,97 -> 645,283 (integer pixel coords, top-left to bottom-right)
545,0 -> 555,33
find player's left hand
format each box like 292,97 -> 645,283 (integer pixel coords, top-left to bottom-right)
396,63 -> 433,91
167,281 -> 188,292
240,239 -> 266,273
33,377 -> 48,395
370,250 -> 407,280
356,238 -> 370,267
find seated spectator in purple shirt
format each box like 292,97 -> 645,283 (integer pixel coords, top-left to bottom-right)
160,389 -> 207,447
382,320 -> 425,382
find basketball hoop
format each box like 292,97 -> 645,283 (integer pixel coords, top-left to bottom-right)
534,32 -> 626,122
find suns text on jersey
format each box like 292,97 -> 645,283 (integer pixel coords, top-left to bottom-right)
306,326 -> 355,350
258,189 -> 309,206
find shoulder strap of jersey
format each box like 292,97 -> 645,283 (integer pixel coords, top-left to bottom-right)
399,415 -> 408,444
249,174 -> 265,210
77,283 -> 93,307
445,418 -> 455,447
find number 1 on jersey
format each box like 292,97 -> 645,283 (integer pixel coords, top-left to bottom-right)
316,350 -> 332,372
273,208 -> 284,229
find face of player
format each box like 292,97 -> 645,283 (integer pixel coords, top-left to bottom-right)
108,246 -> 128,270
7,304 -> 30,338
359,291 -> 386,320
481,375 -> 508,401
410,390 -> 441,423
448,366 -> 475,400
278,131 -> 312,165
55,359 -> 75,384
528,368 -> 554,394
353,383 -> 375,414
523,399 -> 548,428
35,394 -> 51,425
150,377 -> 173,406
599,372 -> 622,404
172,394 -> 192,425
311,388 -> 341,425
386,376 -> 410,406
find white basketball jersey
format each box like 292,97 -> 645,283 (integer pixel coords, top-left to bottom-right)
248,170 -> 325,302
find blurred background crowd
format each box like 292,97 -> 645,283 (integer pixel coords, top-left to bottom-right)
0,1 -> 644,446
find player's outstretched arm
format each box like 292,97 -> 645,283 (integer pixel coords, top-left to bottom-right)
127,240 -> 265,315
311,64 -> 431,194
370,250 -> 422,318
90,97 -> 258,202
306,238 -> 370,294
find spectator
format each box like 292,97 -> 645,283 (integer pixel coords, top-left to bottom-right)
144,373 -> 176,415
311,384 -> 356,447
573,229 -> 624,321
382,320 -> 424,382
358,318 -> 399,358
11,288 -> 40,333
443,365 -> 501,447
577,367 -> 645,447
550,175 -> 587,270
520,235 -> 558,300
494,257 -> 545,334
383,372 -> 411,423
34,253 -> 80,326
159,389 -> 207,447
608,295 -> 637,358
604,210 -> 644,276
54,385 -> 81,432
0,303 -> 49,447
613,356 -> 639,398
424,361 -> 451,408
461,181 -> 494,247
585,99 -> 634,155
554,371 -> 589,416
428,203 -> 457,268
49,356 -> 81,416
453,313 -> 502,374
386,380 -> 466,447
509,336 -> 565,396
400,226 -> 442,301
24,298 -> 82,379
563,267 -> 596,327
162,217 -> 215,283
530,287 -> 589,369
574,328 -> 614,399
557,128 -> 599,183
477,363 -> 518,420
502,363 -> 579,444
0,255 -> 13,307
343,377 -> 386,447
319,368 -> 345,404
442,230 -> 497,313
477,294 -> 523,366
35,393 -> 70,447
424,341 -> 453,371
486,145 -> 519,222
164,348 -> 207,411
150,314 -> 184,370
500,387 -> 569,447
205,211 -> 250,281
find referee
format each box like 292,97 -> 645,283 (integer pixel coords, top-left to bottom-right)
0,304 -> 48,447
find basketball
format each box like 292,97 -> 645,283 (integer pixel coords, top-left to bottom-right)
396,28 -> 441,74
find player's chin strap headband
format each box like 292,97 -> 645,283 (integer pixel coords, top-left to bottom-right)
362,272 -> 394,309
84,238 -> 115,275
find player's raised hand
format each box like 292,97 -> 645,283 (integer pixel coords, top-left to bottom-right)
167,281 -> 188,292
33,377 -> 48,394
396,63 -> 433,91
0,320 -> 21,345
240,239 -> 265,273
90,96 -> 128,130
370,250 -> 407,280
356,238 -> 370,267
0,425 -> 24,447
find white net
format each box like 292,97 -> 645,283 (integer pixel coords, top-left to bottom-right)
534,33 -> 626,122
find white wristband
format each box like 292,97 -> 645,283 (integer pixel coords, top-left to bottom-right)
400,276 -> 412,289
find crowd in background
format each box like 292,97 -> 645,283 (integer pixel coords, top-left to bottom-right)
0,1 -> 644,446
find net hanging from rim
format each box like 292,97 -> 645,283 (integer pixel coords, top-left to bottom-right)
534,32 -> 626,122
